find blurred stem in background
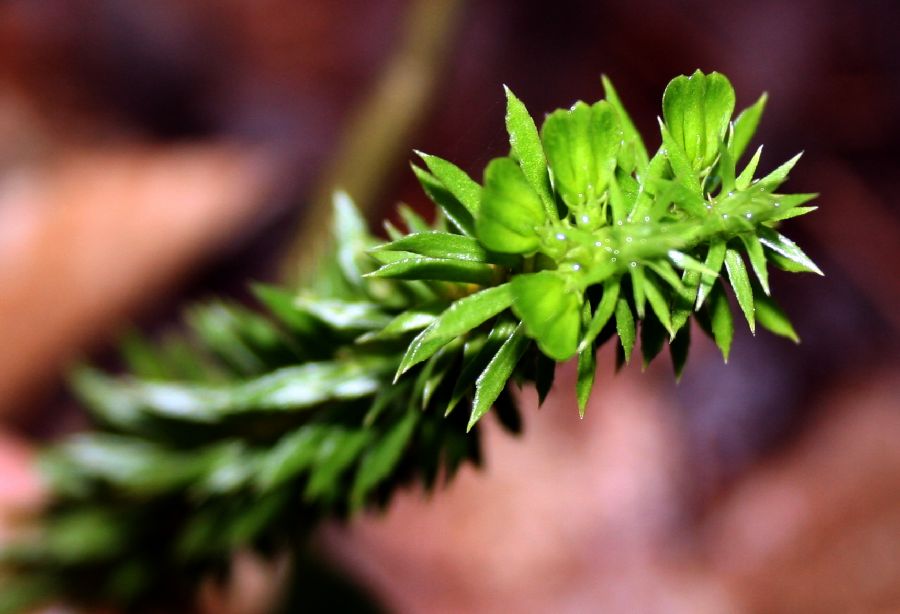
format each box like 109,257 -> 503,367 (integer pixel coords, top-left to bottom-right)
281,0 -> 466,283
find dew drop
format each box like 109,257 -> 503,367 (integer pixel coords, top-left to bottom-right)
581,214 -> 590,223
643,216 -> 651,223
705,204 -> 713,211
556,232 -> 566,241
572,263 -> 581,271
617,220 -> 624,226
611,257 -> 617,263
722,213 -> 729,220
594,241 -> 603,247
629,261 -> 637,268
625,236 -> 633,243
660,148 -> 668,155
613,249 -> 620,255
727,191 -> 735,197
773,201 -> 781,208
745,212 -> 753,219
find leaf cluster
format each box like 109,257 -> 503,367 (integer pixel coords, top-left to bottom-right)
0,71 -> 821,613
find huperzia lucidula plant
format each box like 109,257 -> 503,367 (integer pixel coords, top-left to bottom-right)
0,70 -> 821,612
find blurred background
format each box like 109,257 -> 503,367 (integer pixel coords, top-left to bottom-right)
1,0 -> 899,612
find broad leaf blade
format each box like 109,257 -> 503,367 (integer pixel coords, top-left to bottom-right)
478,157 -> 547,254
511,271 -> 582,361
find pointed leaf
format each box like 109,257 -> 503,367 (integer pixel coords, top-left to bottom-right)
724,248 -> 755,332
396,284 -> 514,378
669,322 -> 690,380
578,278 -> 620,352
468,323 -> 530,430
411,164 -> 475,236
368,256 -> 496,285
615,297 -> 635,362
731,93 -> 767,162
754,289 -> 799,342
576,302 -> 597,417
739,233 -> 769,294
504,86 -> 556,220
601,75 -> 649,169
709,283 -> 734,361
447,320 -> 517,414
416,152 -> 481,216
696,240 -> 727,308
757,227 -> 823,275
735,145 -> 763,190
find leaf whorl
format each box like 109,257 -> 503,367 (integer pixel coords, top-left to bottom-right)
0,72 -> 820,612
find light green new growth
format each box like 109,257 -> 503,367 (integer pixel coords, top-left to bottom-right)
0,71 -> 820,613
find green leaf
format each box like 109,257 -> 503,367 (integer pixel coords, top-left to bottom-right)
576,303 -> 596,417
631,265 -> 647,318
615,297 -> 635,362
373,231 -> 518,266
640,311 -> 667,367
446,319 -> 516,415
754,289 -> 799,342
368,256 -> 496,285
643,274 -> 674,338
724,248 -> 755,332
731,93 -> 767,162
534,350 -> 557,406
356,308 -> 438,343
709,283 -> 734,361
757,227 -> 823,275
662,70 -> 735,170
739,233 -> 770,294
468,323 -> 529,430
601,75 -> 649,169
541,100 -> 621,211
578,278 -> 620,352
351,409 -> 417,508
696,239 -> 727,308
411,164 -> 475,236
511,271 -> 582,361
756,153 -> 803,191
659,120 -> 700,194
669,322 -> 690,380
396,284 -> 514,378
735,145 -> 763,190
72,359 -> 391,426
478,157 -> 547,253
255,427 -> 327,491
504,86 -> 556,220
295,296 -> 391,330
304,431 -> 370,502
397,202 -> 431,233
416,152 -> 481,216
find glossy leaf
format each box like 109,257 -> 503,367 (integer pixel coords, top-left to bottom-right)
601,75 -> 649,169
615,297 -> 635,362
468,323 -> 529,430
709,283 -> 734,361
696,240 -> 727,309
478,157 -> 547,253
662,70 -> 735,170
369,256 -> 496,285
724,248 -> 756,332
541,100 -> 621,210
416,152 -> 481,216
396,284 -> 514,378
730,93 -> 767,162
578,278 -> 620,352
576,303 -> 596,417
739,233 -> 770,294
504,86 -> 556,218
511,271 -> 582,361
757,227 -> 823,275
411,164 -> 475,236
754,289 -> 799,342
